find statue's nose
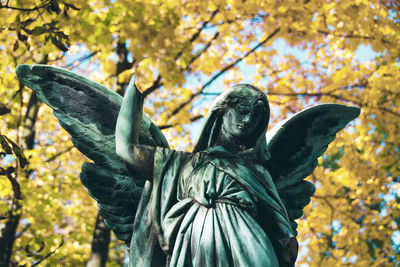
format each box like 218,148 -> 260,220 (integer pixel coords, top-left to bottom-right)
242,114 -> 251,123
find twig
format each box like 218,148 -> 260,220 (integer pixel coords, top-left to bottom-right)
267,91 -> 400,117
45,146 -> 74,162
317,30 -> 375,40
190,9 -> 219,43
168,27 -> 281,118
142,9 -> 220,97
62,50 -> 101,69
0,1 -> 49,12
185,31 -> 220,72
143,74 -> 162,97
176,9 -> 219,60
158,115 -> 203,130
31,238 -> 64,266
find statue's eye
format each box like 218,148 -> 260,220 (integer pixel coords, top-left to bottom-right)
239,98 -> 254,106
235,105 -> 250,115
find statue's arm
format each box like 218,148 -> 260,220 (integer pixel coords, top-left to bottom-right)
115,75 -> 155,177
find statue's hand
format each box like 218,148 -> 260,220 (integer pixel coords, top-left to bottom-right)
126,73 -> 138,93
116,73 -> 143,159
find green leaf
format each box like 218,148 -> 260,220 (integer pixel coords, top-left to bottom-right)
32,26 -> 46,36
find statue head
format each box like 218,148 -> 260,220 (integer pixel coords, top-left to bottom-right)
193,84 -> 270,160
215,84 -> 270,143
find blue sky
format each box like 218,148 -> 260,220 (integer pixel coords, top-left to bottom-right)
188,38 -> 378,143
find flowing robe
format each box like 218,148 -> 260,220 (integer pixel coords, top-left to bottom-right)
129,146 -> 294,267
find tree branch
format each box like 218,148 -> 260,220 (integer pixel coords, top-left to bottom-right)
143,31 -> 220,98
44,146 -> 74,162
62,50 -> 101,69
185,31 -> 220,72
168,27 -> 281,118
31,239 -> 64,266
0,1 -> 49,12
176,9 -> 219,59
267,91 -> 400,117
142,74 -> 162,97
317,29 -> 392,44
142,9 -> 220,97
317,30 -> 375,40
158,115 -> 203,130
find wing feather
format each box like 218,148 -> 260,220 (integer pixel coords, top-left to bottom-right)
265,104 -> 360,189
265,104 -> 360,236
16,64 -> 168,242
80,163 -> 140,243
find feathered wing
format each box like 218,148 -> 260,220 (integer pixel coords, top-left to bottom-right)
264,104 -> 360,235
16,64 -> 169,243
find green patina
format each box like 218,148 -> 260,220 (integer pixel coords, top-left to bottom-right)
16,64 -> 360,267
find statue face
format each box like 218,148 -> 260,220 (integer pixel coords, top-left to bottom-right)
222,103 -> 263,139
192,84 -> 269,152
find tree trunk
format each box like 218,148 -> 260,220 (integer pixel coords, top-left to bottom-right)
21,93 -> 40,150
0,204 -> 21,266
86,213 -> 111,267
116,40 -> 134,96
0,54 -> 46,266
0,92 -> 41,266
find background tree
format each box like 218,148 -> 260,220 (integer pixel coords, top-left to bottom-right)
0,0 -> 399,266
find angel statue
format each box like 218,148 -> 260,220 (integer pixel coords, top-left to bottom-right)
16,64 -> 360,267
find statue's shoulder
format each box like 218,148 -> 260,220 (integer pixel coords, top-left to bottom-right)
253,162 -> 274,181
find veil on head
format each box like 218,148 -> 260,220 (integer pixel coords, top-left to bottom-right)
193,84 -> 271,162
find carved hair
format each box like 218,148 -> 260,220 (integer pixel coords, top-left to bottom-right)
212,84 -> 269,114
193,84 -> 270,153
